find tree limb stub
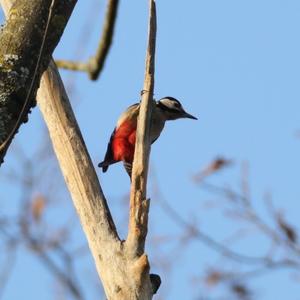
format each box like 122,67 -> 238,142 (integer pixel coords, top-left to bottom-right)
0,0 -> 77,164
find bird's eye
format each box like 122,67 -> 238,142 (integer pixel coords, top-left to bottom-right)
174,102 -> 180,108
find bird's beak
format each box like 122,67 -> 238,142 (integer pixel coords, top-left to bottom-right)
183,111 -> 198,120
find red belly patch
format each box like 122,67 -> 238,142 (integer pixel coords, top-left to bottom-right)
112,138 -> 134,162
112,121 -> 136,163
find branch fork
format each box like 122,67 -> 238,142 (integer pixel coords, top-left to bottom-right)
1,0 -> 159,298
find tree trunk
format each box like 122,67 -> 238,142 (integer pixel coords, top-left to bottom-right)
0,0 -> 77,164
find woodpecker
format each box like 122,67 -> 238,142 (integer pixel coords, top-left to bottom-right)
98,96 -> 197,177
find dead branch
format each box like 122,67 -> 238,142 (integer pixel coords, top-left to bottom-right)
126,0 -> 156,258
55,0 -> 119,80
153,178 -> 267,265
32,242 -> 84,300
0,241 -> 17,299
37,61 -> 126,299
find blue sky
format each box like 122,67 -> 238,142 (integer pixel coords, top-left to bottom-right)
1,0 -> 300,299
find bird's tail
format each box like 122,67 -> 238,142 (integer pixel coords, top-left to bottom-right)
98,160 -> 132,179
98,160 -> 113,172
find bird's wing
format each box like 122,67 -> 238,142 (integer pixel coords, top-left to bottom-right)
151,137 -> 159,144
98,103 -> 140,173
116,103 -> 139,128
98,128 -> 116,172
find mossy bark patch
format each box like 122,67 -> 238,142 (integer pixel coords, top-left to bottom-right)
0,0 -> 77,164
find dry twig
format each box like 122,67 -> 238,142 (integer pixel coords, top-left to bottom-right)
56,0 -> 119,80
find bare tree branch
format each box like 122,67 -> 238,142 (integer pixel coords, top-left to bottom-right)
2,0 -> 159,298
0,241 -> 17,300
126,0 -> 156,258
153,179 -> 267,265
32,242 -> 84,300
56,0 -> 119,80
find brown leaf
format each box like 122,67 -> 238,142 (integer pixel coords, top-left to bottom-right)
211,157 -> 232,171
205,270 -> 223,286
193,156 -> 233,182
31,195 -> 46,222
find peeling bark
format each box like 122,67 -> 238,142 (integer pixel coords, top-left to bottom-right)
0,0 -> 77,164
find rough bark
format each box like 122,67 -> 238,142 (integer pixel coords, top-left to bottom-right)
0,0 -> 77,164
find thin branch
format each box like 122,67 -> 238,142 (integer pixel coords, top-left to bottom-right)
126,0 -> 157,258
155,187 -> 268,265
0,242 -> 17,300
14,165 -> 84,300
224,261 -> 300,281
201,181 -> 300,257
33,243 -> 84,300
55,0 -> 119,80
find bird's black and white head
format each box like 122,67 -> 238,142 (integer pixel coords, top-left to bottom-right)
156,97 -> 197,121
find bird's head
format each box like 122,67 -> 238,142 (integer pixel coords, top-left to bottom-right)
156,97 -> 198,121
